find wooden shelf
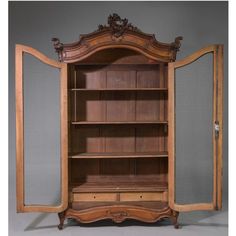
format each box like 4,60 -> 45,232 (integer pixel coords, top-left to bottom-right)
72,177 -> 168,193
71,121 -> 168,125
70,88 -> 168,91
72,201 -> 168,211
69,152 -> 168,159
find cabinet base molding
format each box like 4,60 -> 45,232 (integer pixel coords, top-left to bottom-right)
57,206 -> 179,230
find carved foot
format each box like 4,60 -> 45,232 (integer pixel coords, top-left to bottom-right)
58,211 -> 66,230
174,222 -> 179,229
171,211 -> 179,229
58,224 -> 63,230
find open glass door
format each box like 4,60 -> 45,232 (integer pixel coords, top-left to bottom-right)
15,45 -> 68,212
168,45 -> 223,212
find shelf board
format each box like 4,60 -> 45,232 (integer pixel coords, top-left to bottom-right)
69,152 -> 168,159
72,178 -> 167,193
70,88 -> 168,91
71,121 -> 168,125
72,201 -> 168,211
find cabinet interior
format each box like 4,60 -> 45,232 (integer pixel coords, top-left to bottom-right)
68,48 -> 169,210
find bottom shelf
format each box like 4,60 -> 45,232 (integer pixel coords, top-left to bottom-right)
71,201 -> 168,211
72,180 -> 167,193
71,175 -> 168,193
71,175 -> 168,203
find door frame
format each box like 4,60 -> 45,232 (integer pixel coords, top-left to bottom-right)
15,44 -> 68,212
168,45 -> 223,212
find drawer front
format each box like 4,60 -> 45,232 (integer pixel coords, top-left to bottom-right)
120,192 -> 167,201
73,193 -> 117,202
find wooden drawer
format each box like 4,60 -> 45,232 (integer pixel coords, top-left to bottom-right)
120,192 -> 167,201
73,193 -> 117,202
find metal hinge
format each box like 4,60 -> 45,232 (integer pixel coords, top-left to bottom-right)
214,121 -> 220,139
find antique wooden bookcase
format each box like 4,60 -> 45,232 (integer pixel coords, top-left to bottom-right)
15,14 -> 223,229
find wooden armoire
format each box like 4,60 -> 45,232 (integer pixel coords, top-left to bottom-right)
15,14 -> 223,229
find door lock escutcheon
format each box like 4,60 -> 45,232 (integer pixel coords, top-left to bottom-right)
214,121 -> 220,139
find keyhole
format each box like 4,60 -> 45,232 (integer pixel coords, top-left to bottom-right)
93,196 -> 96,199
140,195 -> 143,199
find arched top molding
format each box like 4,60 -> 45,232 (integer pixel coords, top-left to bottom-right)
52,13 -> 183,63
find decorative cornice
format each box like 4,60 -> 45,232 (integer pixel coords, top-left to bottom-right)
52,13 -> 183,63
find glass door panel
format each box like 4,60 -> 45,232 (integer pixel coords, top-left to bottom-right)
15,45 -> 68,212
168,45 -> 223,212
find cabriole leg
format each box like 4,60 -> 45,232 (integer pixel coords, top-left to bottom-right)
171,211 -> 179,229
58,211 -> 66,230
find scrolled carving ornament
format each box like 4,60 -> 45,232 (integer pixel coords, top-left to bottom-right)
170,36 -> 183,61
171,36 -> 183,51
98,13 -> 141,38
52,38 -> 64,61
106,210 -> 128,223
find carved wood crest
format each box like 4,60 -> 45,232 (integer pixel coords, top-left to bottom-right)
98,13 -> 141,38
